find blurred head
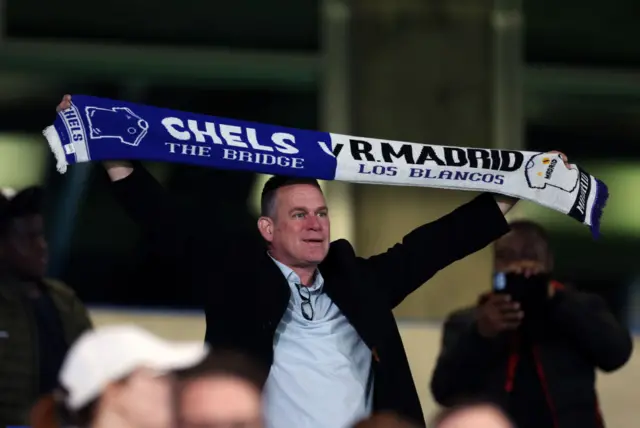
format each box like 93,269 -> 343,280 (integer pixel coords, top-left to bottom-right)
174,350 -> 267,428
494,220 -> 553,274
86,368 -> 172,428
431,403 -> 514,428
351,411 -> 421,428
48,325 -> 208,428
31,369 -> 173,428
178,375 -> 262,428
258,176 -> 330,271
0,186 -> 48,279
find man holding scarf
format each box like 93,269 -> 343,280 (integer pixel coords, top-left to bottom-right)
54,95 -> 570,428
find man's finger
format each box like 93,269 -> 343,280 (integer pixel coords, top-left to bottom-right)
550,150 -> 569,166
486,294 -> 512,307
501,320 -> 522,330
559,152 -> 569,164
56,95 -> 72,112
496,300 -> 520,311
500,311 -> 524,322
490,294 -> 512,304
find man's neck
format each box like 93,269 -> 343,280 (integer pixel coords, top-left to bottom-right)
268,252 -> 317,286
294,267 -> 317,287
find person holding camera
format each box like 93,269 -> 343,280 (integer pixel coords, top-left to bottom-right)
429,220 -> 633,428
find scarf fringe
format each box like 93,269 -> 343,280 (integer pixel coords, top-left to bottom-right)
43,126 -> 69,174
590,178 -> 609,239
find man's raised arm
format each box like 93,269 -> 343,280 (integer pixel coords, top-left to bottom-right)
361,150 -> 570,309
360,193 -> 511,309
56,95 -> 190,259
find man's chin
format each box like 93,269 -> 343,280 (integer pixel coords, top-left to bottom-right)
304,249 -> 328,265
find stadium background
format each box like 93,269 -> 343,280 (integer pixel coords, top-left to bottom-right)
0,0 -> 638,425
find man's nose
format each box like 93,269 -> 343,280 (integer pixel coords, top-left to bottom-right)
306,215 -> 322,230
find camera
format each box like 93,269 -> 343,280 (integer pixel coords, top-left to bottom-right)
493,271 -> 550,309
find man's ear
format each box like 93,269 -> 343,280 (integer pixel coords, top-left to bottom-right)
257,217 -> 274,243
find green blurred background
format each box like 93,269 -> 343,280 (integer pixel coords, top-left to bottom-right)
0,0 -> 638,328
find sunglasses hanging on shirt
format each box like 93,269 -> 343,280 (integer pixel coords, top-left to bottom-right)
295,284 -> 314,321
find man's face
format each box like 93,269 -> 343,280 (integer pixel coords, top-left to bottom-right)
260,184 -> 330,268
178,376 -> 263,428
0,214 -> 48,278
493,231 -> 550,274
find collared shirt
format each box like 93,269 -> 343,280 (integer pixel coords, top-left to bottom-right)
263,256 -> 374,428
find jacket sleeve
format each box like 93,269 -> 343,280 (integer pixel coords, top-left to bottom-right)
430,309 -> 506,407
362,193 -> 510,309
549,290 -> 633,372
110,165 -> 194,260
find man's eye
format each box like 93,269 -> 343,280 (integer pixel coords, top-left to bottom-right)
293,213 -> 305,219
317,212 -> 328,217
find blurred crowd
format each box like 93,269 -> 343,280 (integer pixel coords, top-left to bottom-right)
0,109 -> 633,427
26,325 -> 519,428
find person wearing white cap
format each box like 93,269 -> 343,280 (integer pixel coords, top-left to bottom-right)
31,324 -> 209,428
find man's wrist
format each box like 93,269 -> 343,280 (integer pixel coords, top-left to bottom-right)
103,161 -> 134,182
492,193 -> 519,215
492,193 -> 519,205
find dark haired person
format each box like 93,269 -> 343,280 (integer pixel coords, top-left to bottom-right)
55,95 -> 571,427
351,411 -> 422,428
174,350 -> 266,428
0,186 -> 92,426
430,220 -> 633,428
431,402 -> 513,428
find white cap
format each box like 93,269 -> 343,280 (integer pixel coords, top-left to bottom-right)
60,325 -> 209,410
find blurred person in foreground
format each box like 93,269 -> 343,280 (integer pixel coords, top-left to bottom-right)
0,186 -> 92,425
173,350 -> 266,428
56,95 -> 571,427
430,220 -> 633,428
430,402 -> 513,428
351,411 -> 422,428
30,324 -> 208,428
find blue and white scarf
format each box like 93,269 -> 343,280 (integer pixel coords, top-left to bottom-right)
42,95 -> 608,238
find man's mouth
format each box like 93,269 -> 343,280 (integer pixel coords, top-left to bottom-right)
303,239 -> 324,244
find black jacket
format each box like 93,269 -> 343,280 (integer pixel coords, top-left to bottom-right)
0,276 -> 92,426
430,288 -> 633,428
111,166 -> 510,425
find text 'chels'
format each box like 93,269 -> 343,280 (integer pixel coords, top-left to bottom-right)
161,117 -> 300,155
